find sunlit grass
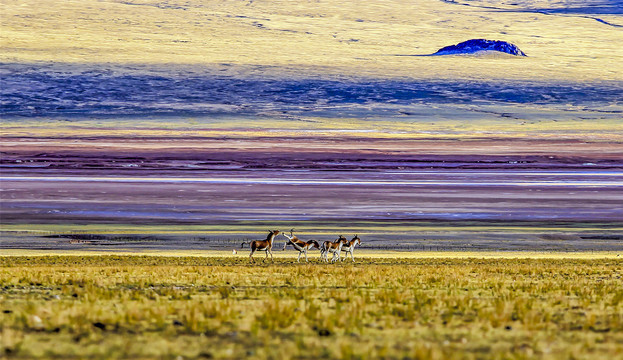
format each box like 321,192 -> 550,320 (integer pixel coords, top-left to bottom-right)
1,256 -> 622,359
3,117 -> 623,142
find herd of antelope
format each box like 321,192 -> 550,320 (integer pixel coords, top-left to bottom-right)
241,229 -> 361,263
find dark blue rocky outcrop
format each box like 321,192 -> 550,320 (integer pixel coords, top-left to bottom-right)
433,39 -> 527,56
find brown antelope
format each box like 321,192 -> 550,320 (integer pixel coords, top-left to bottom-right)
320,235 -> 347,263
241,230 -> 280,263
282,228 -> 320,263
340,235 -> 361,262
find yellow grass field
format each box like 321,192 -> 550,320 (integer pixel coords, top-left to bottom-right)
1,255 -> 622,359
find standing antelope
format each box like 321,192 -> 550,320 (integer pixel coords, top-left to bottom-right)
282,228 -> 320,263
241,230 -> 280,263
340,235 -> 361,262
320,235 -> 347,263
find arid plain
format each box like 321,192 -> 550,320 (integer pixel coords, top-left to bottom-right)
1,1 -> 623,359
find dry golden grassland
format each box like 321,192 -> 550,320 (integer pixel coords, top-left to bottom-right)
2,0 -> 622,81
1,256 -> 622,359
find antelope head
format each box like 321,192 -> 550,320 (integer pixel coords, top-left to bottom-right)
353,235 -> 361,245
267,230 -> 280,240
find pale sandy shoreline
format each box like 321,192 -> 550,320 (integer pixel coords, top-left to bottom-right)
1,248 -> 621,259
2,223 -> 622,254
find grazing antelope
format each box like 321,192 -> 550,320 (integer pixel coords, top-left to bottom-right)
241,230 -> 280,263
282,228 -> 320,263
320,235 -> 348,263
340,235 -> 361,262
